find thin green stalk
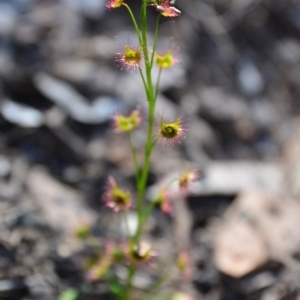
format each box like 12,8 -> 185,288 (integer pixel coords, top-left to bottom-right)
129,132 -> 140,184
134,1 -> 156,240
139,68 -> 148,99
143,200 -> 156,223
123,3 -> 163,299
141,2 -> 154,102
150,15 -> 161,67
141,272 -> 172,300
154,67 -> 162,100
143,176 -> 177,225
122,3 -> 142,44
146,290 -> 173,300
125,101 -> 155,299
135,100 -> 155,241
124,264 -> 136,300
124,104 -> 155,300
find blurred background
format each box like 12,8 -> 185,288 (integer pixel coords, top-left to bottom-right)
0,0 -> 300,299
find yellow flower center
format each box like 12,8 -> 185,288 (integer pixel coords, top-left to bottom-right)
155,51 -> 174,68
124,46 -> 142,65
160,122 -> 179,139
116,110 -> 140,132
112,187 -> 129,205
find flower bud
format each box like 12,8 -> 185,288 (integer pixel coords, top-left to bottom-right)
103,177 -> 132,212
105,0 -> 124,9
128,241 -> 156,264
113,109 -> 141,132
155,50 -> 179,69
178,170 -> 198,196
157,114 -> 186,146
115,41 -> 143,72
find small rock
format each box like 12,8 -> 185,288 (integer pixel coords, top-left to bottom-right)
75,35 -> 116,60
192,161 -> 284,195
214,212 -> 268,277
52,58 -> 96,83
282,119 -> 300,199
120,211 -> 139,237
63,0 -> 106,19
26,167 -> 96,255
199,87 -> 249,121
276,39 -> 300,64
250,98 -> 279,129
0,155 -> 11,177
0,3 -> 17,35
214,191 -> 300,277
1,99 -> 44,128
34,72 -> 120,124
237,59 -> 264,96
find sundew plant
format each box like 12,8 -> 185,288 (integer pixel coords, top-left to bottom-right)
84,1 -> 198,300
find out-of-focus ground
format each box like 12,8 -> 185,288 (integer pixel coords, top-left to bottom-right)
1,0 -> 300,299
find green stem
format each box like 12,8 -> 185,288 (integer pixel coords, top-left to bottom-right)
125,100 -> 155,300
129,132 -> 140,184
141,2 -> 154,100
143,176 -> 177,232
122,3 -> 142,44
145,290 -> 173,300
123,3 -> 162,299
150,15 -> 161,67
143,200 -> 157,223
134,102 -> 155,243
134,1 -> 156,241
124,264 -> 136,300
141,272 -> 172,300
154,67 -> 162,100
139,68 -> 148,98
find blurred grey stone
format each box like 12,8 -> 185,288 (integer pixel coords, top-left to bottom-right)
115,72 -> 145,106
34,73 -> 120,124
192,161 -> 283,195
1,99 -> 44,128
0,279 -> 26,292
88,96 -> 121,123
215,191 -> 300,277
154,94 -> 178,120
26,167 -> 96,256
184,117 -> 215,165
0,3 -> 17,35
238,59 -> 264,96
25,275 -> 54,299
0,50 -> 14,75
276,39 -> 300,64
282,119 -> 300,199
152,63 -> 186,90
75,35 -> 116,61
115,266 -> 154,289
0,156 -> 28,200
14,23 -> 39,44
0,155 -> 11,177
246,272 -> 277,293
87,138 -> 107,160
63,166 -> 82,184
63,0 -> 106,19
199,87 -> 249,120
120,211 -> 138,237
53,4 -> 83,56
90,67 -> 122,93
250,98 -> 279,129
44,107 -> 66,128
52,59 -> 96,83
23,1 -> 59,28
